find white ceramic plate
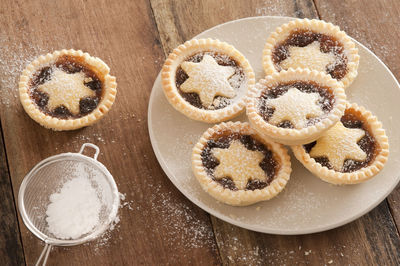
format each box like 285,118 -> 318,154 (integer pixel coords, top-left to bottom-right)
148,16 -> 400,235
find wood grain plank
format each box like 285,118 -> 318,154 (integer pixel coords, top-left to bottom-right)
150,0 -> 318,55
314,0 -> 400,232
151,0 -> 400,264
212,201 -> 400,265
0,126 -> 25,266
0,0 -> 220,265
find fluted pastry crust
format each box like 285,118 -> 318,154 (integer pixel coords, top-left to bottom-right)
19,49 -> 117,131
246,68 -> 347,145
263,18 -> 359,88
291,102 -> 389,184
192,121 -> 291,206
161,38 -> 255,123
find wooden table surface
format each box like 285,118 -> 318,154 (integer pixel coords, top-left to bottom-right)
1,0 -> 400,265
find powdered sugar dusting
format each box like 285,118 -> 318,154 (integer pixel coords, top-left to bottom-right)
91,192 -> 130,252
280,41 -> 337,73
177,51 -> 247,110
215,230 -> 358,265
212,140 -> 267,190
266,87 -> 324,129
92,178 -> 216,255
36,68 -> 96,115
0,35 -> 46,109
309,121 -> 367,171
43,160 -> 120,242
146,180 -> 216,250
46,175 -> 101,239
255,2 -> 287,17
181,54 -> 236,108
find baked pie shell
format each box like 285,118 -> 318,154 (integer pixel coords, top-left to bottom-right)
246,68 -> 347,146
192,121 -> 292,206
19,49 -> 117,131
161,38 -> 255,123
291,102 -> 389,184
262,18 -> 360,88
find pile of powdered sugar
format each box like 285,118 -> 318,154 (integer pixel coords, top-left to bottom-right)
45,175 -> 102,240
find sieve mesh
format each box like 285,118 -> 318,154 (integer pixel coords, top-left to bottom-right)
18,143 -> 119,251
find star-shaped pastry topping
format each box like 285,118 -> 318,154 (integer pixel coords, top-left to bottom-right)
212,140 -> 267,190
266,87 -> 324,129
280,41 -> 336,73
37,68 -> 96,115
310,122 -> 367,171
181,54 -> 236,108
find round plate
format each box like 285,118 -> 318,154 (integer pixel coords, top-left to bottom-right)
148,16 -> 400,234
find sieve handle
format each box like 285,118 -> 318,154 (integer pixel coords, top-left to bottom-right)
79,143 -> 100,160
35,243 -> 52,266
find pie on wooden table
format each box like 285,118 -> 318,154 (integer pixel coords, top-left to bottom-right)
263,18 -> 359,88
161,38 -> 255,123
246,68 -> 347,145
19,49 -> 117,130
292,103 -> 389,184
192,121 -> 291,206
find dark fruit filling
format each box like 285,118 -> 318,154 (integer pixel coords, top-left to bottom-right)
258,81 -> 335,128
175,52 -> 245,110
304,109 -> 378,172
201,131 -> 279,191
272,30 -> 348,80
29,55 -> 103,119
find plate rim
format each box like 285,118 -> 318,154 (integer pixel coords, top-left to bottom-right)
147,15 -> 400,235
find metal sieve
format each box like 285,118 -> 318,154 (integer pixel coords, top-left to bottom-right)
18,143 -> 120,266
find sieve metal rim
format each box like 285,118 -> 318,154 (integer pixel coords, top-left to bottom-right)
18,143 -> 120,246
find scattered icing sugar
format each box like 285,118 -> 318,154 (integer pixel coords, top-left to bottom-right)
90,193 -> 131,253
1,14 -> 393,263
0,37 -> 47,109
255,2 -> 288,16
45,175 -> 101,240
91,179 -> 217,258
215,234 -> 353,265
147,183 -> 216,250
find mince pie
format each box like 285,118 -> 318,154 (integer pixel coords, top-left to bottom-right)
162,38 -> 255,123
19,49 -> 117,130
192,121 -> 291,206
246,68 -> 347,145
292,103 -> 389,184
263,19 -> 359,88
